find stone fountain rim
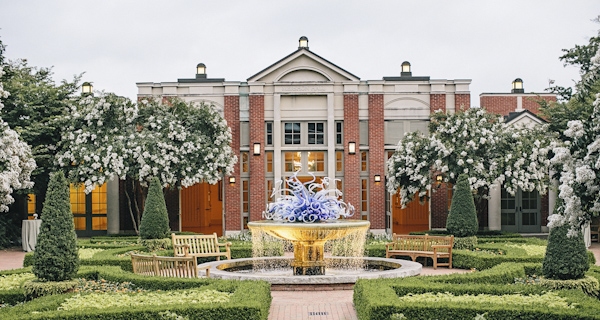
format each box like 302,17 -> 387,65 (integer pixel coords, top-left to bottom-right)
247,219 -> 370,230
200,256 -> 422,284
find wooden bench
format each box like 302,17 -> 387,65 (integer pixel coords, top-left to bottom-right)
130,253 -> 210,278
386,234 -> 453,269
171,233 -> 232,266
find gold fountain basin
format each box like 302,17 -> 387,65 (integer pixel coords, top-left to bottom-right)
247,220 -> 370,242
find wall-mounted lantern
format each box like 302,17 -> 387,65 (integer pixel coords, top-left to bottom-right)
229,176 -> 236,185
374,175 -> 381,183
253,143 -> 261,156
348,142 -> 356,155
298,36 -> 309,49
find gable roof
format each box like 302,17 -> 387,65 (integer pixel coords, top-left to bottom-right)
246,48 -> 360,82
504,109 -> 547,125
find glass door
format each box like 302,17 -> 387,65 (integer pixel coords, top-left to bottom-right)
501,188 -> 541,233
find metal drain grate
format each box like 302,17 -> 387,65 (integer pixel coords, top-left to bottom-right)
308,312 -> 329,316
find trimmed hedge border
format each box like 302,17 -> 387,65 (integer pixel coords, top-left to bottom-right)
23,244 -> 257,272
0,266 -> 271,320
368,238 -> 596,270
354,262 -> 600,320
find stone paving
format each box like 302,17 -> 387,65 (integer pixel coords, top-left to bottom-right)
1,243 -> 599,320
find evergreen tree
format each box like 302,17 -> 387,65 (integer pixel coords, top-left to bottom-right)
32,171 -> 79,281
139,177 -> 170,239
446,174 -> 478,237
543,204 -> 589,280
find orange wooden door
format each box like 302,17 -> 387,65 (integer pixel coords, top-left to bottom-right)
181,182 -> 223,236
392,192 -> 429,234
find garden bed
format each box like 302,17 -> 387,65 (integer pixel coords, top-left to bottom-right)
0,266 -> 271,320
354,262 -> 600,320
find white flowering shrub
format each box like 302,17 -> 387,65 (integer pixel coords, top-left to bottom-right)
495,126 -> 552,197
549,92 -> 600,234
387,107 -> 552,207
0,67 -> 36,211
132,98 -> 236,187
58,94 -> 235,190
57,93 -> 137,193
57,94 -> 236,233
386,131 -> 435,206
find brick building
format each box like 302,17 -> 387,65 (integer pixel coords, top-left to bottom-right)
481,79 -> 557,233
31,38 -> 557,237
133,37 -> 471,236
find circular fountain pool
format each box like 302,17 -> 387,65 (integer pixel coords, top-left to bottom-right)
199,256 -> 421,285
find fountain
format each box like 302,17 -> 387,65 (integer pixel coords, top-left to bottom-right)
201,172 -> 421,286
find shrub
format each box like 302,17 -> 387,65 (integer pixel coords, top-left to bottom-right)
446,174 -> 478,237
1,266 -> 272,320
32,171 -> 79,281
139,177 -> 170,240
22,279 -> 78,299
539,276 -> 599,298
543,216 -> 589,280
453,236 -> 477,250
354,262 -> 600,320
138,238 -> 172,251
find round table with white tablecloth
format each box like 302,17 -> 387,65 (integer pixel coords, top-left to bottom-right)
22,219 -> 42,252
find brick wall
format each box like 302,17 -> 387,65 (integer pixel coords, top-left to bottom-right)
541,193 -> 549,227
344,94 -> 360,219
249,94 -> 266,222
224,95 -> 241,231
430,94 -> 446,113
480,95 -> 556,116
430,181 -> 449,228
523,95 -> 556,116
368,94 -> 385,229
455,93 -> 471,110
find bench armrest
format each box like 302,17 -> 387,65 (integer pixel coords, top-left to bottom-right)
430,245 -> 451,248
217,242 -> 232,247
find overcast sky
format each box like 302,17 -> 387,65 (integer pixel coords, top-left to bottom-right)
1,1 -> 599,105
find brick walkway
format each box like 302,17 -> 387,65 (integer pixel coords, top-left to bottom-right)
2,243 -> 600,320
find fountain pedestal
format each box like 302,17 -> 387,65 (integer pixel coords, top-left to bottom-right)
292,240 -> 326,275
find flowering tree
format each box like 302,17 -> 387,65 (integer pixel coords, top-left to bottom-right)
0,66 -> 36,212
549,92 -> 600,234
387,107 -> 553,207
57,94 -> 236,233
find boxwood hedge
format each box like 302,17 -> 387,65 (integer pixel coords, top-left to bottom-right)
0,266 -> 271,320
354,262 -> 600,320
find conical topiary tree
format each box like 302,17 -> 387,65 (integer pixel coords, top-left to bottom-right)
543,204 -> 589,280
446,174 -> 478,237
32,171 -> 79,281
139,177 -> 170,239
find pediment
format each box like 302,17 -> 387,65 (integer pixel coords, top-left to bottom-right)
247,49 -> 360,83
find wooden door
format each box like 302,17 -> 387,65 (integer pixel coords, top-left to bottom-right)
392,192 -> 429,234
181,182 -> 223,236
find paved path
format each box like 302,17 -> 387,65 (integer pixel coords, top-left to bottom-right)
2,243 -> 600,320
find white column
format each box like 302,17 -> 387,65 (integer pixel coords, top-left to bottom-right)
327,93 -> 335,190
516,96 -> 523,112
274,94 -> 282,191
488,181 -> 502,230
106,177 -> 120,234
